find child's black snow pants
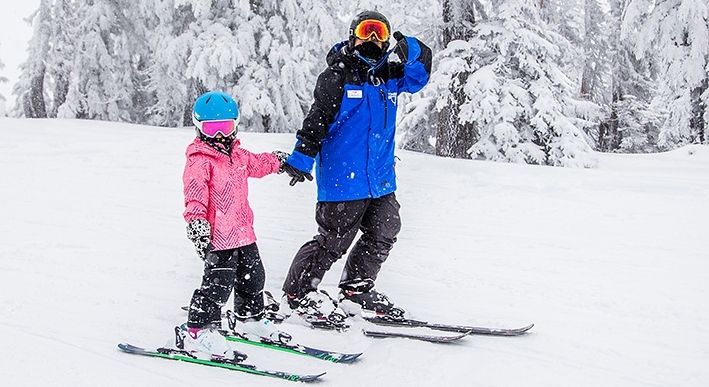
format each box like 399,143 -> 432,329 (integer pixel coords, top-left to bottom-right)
187,242 -> 265,328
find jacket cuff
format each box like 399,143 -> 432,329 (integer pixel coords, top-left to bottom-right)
286,150 -> 315,174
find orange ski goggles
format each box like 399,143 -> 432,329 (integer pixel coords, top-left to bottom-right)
353,19 -> 390,42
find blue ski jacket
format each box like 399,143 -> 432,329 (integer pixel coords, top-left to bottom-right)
285,35 -> 432,202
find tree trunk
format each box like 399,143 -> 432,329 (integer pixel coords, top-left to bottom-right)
25,73 -> 47,118
690,82 -> 707,144
183,79 -> 207,127
436,0 -> 477,158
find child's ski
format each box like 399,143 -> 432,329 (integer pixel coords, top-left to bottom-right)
223,333 -> 362,363
117,343 -> 325,382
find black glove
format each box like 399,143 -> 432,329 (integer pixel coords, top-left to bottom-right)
393,31 -> 409,63
186,219 -> 214,260
282,163 -> 313,186
271,150 -> 290,174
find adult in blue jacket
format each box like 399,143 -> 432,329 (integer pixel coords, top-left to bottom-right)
279,10 -> 432,328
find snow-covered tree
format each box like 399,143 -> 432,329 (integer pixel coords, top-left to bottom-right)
595,0 -> 659,153
57,0 -> 148,122
579,0 -> 610,107
634,0 -> 709,147
0,51 -> 7,109
46,0 -> 79,118
433,0 -> 481,159
140,0 -> 195,127
244,0 -> 339,132
422,0 -> 596,166
14,0 -> 52,118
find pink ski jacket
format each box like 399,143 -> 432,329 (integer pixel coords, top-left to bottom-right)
182,138 -> 280,250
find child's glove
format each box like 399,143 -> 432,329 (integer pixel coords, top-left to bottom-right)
272,150 -> 290,174
186,219 -> 213,260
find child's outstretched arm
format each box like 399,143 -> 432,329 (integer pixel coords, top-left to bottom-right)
245,150 -> 281,178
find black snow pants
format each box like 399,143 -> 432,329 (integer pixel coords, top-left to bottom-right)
187,243 -> 265,328
282,193 -> 401,299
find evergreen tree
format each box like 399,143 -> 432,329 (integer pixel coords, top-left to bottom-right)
57,0 -> 147,122
635,0 -> 709,147
0,52 -> 7,111
424,0 -> 596,166
579,0 -> 609,115
14,0 -> 52,118
146,0 -> 262,127
601,0 -> 659,153
434,0 -> 480,159
140,0 -> 195,127
246,0 -> 339,132
46,0 -> 78,118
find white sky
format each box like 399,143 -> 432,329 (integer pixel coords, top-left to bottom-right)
0,1 -> 39,115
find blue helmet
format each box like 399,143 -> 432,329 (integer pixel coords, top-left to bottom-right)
192,91 -> 240,129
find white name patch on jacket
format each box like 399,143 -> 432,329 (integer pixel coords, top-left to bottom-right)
347,90 -> 363,99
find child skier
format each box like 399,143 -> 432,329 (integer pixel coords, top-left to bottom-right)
178,90 -> 291,361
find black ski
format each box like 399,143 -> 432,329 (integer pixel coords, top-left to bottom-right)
364,317 -> 534,336
362,329 -> 470,343
117,343 -> 325,382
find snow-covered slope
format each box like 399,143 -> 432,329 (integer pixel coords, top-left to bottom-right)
1,117 -> 707,386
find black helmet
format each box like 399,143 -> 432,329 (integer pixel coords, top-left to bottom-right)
348,10 -> 391,52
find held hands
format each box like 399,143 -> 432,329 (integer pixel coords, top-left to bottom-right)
186,219 -> 213,260
271,150 -> 290,174
282,163 -> 313,186
272,150 -> 313,186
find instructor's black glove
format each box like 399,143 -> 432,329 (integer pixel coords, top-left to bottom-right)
393,31 -> 409,63
186,219 -> 214,260
282,163 -> 313,186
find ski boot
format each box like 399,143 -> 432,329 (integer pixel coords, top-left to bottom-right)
175,324 -> 247,363
338,279 -> 406,321
226,310 -> 292,344
282,289 -> 349,330
263,290 -> 287,323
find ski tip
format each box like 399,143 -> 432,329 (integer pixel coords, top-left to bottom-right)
511,323 -> 535,334
301,372 -> 327,382
335,352 -> 363,363
117,343 -> 145,352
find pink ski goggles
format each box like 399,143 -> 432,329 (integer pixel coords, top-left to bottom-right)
196,119 -> 238,138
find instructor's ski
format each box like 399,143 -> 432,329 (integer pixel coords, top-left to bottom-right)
362,329 -> 470,343
364,317 -> 534,336
117,343 -> 325,382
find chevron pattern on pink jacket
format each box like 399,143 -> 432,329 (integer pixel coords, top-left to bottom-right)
182,138 -> 280,250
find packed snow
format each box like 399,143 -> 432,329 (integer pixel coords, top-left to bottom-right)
0,117 -> 707,386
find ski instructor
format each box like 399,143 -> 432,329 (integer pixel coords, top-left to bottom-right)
277,10 -> 432,329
